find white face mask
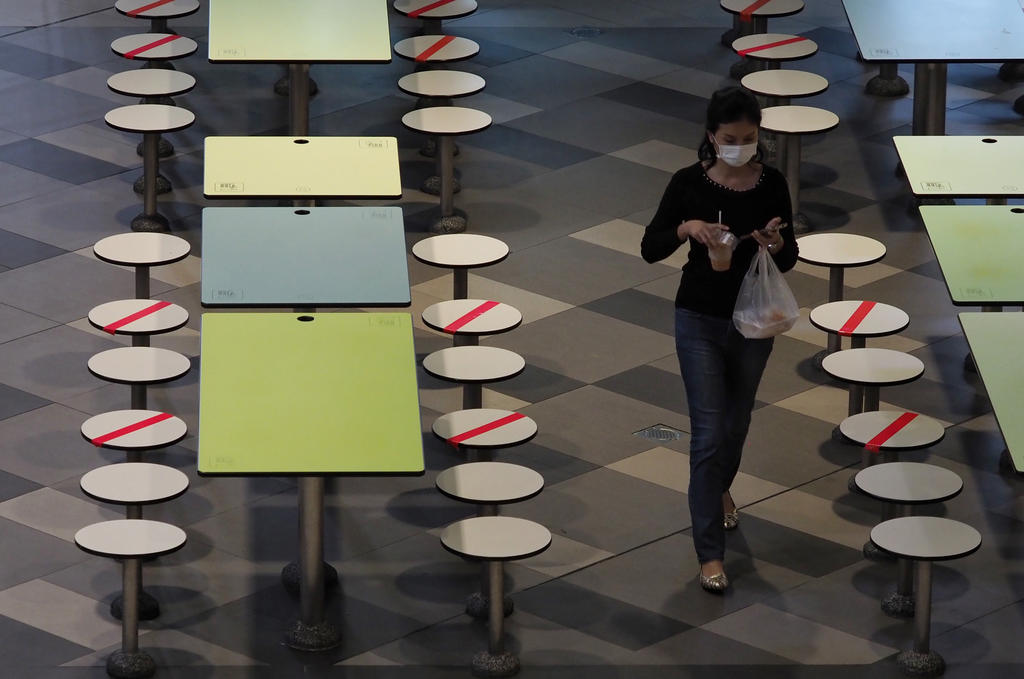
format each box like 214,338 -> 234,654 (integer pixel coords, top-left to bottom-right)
712,136 -> 757,167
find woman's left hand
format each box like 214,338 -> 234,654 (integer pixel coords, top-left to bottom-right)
751,217 -> 784,250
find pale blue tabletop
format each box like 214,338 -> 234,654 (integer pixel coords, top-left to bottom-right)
200,206 -> 411,308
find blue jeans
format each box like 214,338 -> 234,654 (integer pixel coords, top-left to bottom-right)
675,307 -> 773,564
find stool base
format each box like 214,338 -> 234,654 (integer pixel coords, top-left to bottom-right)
865,74 -> 910,97
131,213 -> 170,233
896,649 -> 945,677
136,139 -> 174,159
420,137 -> 460,159
1012,95 -> 1024,117
423,175 -> 461,196
729,58 -> 761,81
812,349 -> 829,370
472,650 -> 520,678
963,353 -> 977,373
999,62 -> 1024,82
832,425 -> 850,444
110,590 -> 160,622
882,591 -> 916,618
720,26 -> 739,47
281,560 -> 339,596
106,649 -> 156,679
432,212 -> 468,235
133,174 -> 171,196
863,540 -> 896,562
792,212 -> 812,234
274,75 -> 319,97
283,619 -> 342,652
466,591 -> 514,620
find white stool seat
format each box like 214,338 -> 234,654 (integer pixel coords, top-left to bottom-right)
94,232 -> 191,268
107,69 -> 196,98
760,105 -> 838,135
432,408 -> 537,448
720,0 -> 805,17
741,69 -> 828,98
394,35 -> 480,63
823,348 -> 924,387
115,0 -> 200,19
398,71 -> 486,98
840,411 -> 944,450
105,104 -> 195,134
412,234 -> 509,269
423,299 -> 522,336
88,347 -> 191,385
797,233 -> 886,268
423,347 -> 525,383
732,33 -> 818,61
81,463 -> 189,505
88,299 -> 189,336
436,462 -> 544,504
441,516 -> 551,561
810,301 -> 908,337
81,410 -> 187,450
855,463 -> 963,505
111,33 -> 198,60
75,519 -> 187,559
870,516 -> 981,562
394,0 -> 478,19
403,106 -> 492,136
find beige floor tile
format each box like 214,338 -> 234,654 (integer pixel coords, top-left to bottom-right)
792,260 -> 903,288
0,580 -> 127,650
570,218 -> 689,269
337,651 -> 402,666
774,384 -> 903,425
543,41 -> 680,80
63,628 -> 264,667
742,488 -> 878,551
418,384 -> 530,414
609,140 -> 697,174
412,273 -> 573,324
0,488 -> 121,543
519,533 -> 614,579
37,122 -> 140,168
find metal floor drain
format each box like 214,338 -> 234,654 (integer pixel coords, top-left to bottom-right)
633,423 -> 684,442
568,26 -> 603,38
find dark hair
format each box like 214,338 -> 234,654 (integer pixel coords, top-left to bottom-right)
697,86 -> 764,167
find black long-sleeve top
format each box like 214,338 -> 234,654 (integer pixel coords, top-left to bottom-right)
641,161 -> 798,318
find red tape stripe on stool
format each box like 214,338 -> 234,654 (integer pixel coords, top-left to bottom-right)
740,0 -> 773,22
92,412 -> 174,446
444,301 -> 499,333
415,35 -> 456,61
448,412 -> 526,449
864,412 -> 918,453
838,301 -> 877,337
408,0 -> 457,18
103,300 -> 172,334
126,0 -> 176,16
124,34 -> 182,59
737,36 -> 807,56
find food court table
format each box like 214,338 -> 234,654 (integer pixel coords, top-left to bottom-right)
894,136 -> 1024,201
201,206 -> 411,308
843,0 -> 1024,133
958,312 -> 1024,473
207,0 -> 392,134
198,313 -> 423,650
203,136 -> 402,201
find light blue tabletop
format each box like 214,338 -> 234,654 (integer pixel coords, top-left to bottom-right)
201,206 -> 411,308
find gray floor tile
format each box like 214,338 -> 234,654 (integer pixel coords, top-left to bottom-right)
739,405 -> 855,488
0,381 -> 50,420
595,364 -> 687,415
598,81 -> 709,125
0,228 -> 65,268
0,517 -> 86,590
479,54 -> 634,109
0,160 -> 72,208
0,138 -> 124,185
461,123 -> 601,169
0,325 -> 121,402
0,38 -> 86,79
0,80 -> 112,137
583,289 -> 676,336
0,612 -> 92,668
485,362 -> 588,404
0,185 -> 136,249
854,270 -> 964,342
0,468 -> 39,502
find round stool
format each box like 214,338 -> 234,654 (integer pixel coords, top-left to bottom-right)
394,0 -> 478,34
75,519 -> 186,679
719,0 -> 804,47
423,347 -> 525,411
741,69 -> 828,106
823,348 -> 923,421
88,299 -> 189,348
437,461 -> 544,620
394,35 -> 480,64
441,516 -> 551,677
433,408 -> 538,453
110,33 -> 197,71
423,299 -> 522,347
105,104 -> 195,232
841,410 -> 944,473
856,463 -> 962,605
760,105 -> 838,233
399,70 -> 486,165
798,233 -> 886,357
88,346 -> 191,412
870,517 -> 981,677
82,409 -> 188,455
810,300 -> 908,363
730,32 -> 817,80
412,234 -> 510,299
403,107 -> 492,234
93,232 -> 191,299
107,69 -> 196,168
115,0 -> 200,35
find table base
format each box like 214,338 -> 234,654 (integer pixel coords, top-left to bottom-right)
883,591 -> 916,618
132,213 -> 170,233
110,590 -> 160,622
998,62 -> 1024,82
284,619 -> 342,652
865,63 -> 909,98
422,175 -> 461,196
136,137 -> 174,159
729,57 -> 762,81
1012,95 -> 1024,117
420,137 -> 460,159
274,74 -> 319,98
133,173 -> 171,196
896,650 -> 945,677
465,591 -> 514,620
106,649 -> 156,679
863,540 -> 896,562
472,650 -> 519,678
281,561 -> 339,595
432,211 -> 468,235
912,63 -> 947,136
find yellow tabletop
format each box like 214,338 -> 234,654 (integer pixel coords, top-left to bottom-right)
208,0 -> 392,62
893,136 -> 1024,197
203,136 -> 402,199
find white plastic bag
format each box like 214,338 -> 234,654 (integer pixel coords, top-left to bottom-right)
732,247 -> 799,339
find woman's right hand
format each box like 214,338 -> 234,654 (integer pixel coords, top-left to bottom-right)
678,220 -> 727,248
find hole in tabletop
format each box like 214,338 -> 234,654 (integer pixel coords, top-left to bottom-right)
294,209 -> 310,215
294,138 -> 309,144
982,138 -> 997,143
297,316 -> 314,322
1012,208 -> 1024,214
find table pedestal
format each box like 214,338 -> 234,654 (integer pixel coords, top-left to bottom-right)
780,133 -> 810,233
896,561 -> 945,676
865,62 -> 909,97
471,561 -> 518,677
814,269 -> 846,370
289,64 -> 311,137
434,136 -> 467,234
453,268 -> 469,300
274,64 -> 318,99
132,133 -> 169,232
106,557 -> 155,679
465,503 -> 513,621
883,507 -> 917,619
912,63 -> 947,136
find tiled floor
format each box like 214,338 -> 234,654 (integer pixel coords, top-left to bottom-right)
0,1 -> 1022,677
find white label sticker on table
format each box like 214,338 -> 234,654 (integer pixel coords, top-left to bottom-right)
217,48 -> 245,58
215,181 -> 244,192
359,139 -> 389,150
868,48 -> 899,58
920,181 -> 951,192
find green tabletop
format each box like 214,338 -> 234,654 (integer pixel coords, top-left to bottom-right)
958,312 -> 1024,473
208,0 -> 392,63
199,313 -> 423,476
203,136 -> 402,200
893,136 -> 1024,197
921,205 -> 1024,305
201,207 -> 411,308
